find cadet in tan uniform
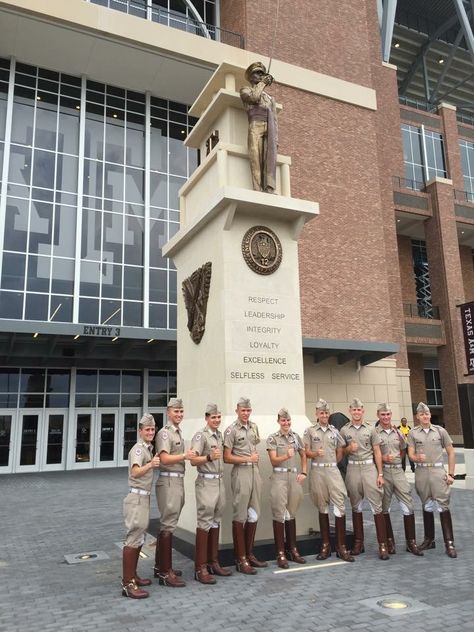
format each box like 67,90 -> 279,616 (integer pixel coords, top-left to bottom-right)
154,398 -> 196,587
407,402 -> 457,558
266,408 -> 307,568
304,399 -> 354,562
375,403 -> 422,556
122,414 -> 160,599
223,396 -> 267,574
190,403 -> 232,584
340,398 -> 390,560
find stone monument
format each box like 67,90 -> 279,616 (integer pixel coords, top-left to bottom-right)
162,61 -> 319,548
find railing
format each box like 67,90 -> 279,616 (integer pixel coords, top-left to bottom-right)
87,0 -> 245,48
399,95 -> 435,113
403,303 -> 440,320
454,189 -> 474,203
393,176 -> 425,192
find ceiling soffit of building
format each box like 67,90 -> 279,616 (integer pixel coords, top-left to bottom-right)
379,0 -> 474,111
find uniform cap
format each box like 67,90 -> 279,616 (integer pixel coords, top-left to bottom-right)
245,61 -> 267,82
278,407 -> 291,419
316,398 -> 329,411
139,413 -> 155,427
205,403 -> 220,415
237,397 -> 251,408
349,398 -> 364,408
416,402 -> 430,414
377,402 -> 392,413
167,397 -> 183,409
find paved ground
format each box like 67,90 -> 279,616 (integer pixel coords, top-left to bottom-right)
1,453 -> 473,632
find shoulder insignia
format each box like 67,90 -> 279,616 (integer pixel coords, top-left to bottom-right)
135,448 -> 142,456
225,428 -> 232,435
161,431 -> 168,440
268,435 -> 275,443
194,433 -> 202,442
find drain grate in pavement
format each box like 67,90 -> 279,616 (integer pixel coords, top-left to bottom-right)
359,593 -> 431,617
64,550 -> 109,564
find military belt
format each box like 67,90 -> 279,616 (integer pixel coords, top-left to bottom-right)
237,462 -> 254,466
311,462 -> 337,467
383,464 -> 402,469
416,462 -> 443,468
159,471 -> 185,478
348,459 -> 374,465
198,473 -> 223,479
129,487 -> 151,496
273,467 -> 297,473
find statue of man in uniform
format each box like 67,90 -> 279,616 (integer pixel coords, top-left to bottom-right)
240,61 -> 278,193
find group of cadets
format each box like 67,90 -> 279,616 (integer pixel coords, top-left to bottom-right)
121,395 -> 458,599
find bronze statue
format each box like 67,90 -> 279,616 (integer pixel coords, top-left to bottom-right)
182,262 -> 212,344
240,62 -> 278,194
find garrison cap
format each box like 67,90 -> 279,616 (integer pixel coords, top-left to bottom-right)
237,397 -> 251,408
377,402 -> 392,413
349,398 -> 364,408
278,407 -> 291,419
139,413 -> 155,427
167,397 -> 183,409
245,61 -> 267,82
416,402 -> 430,414
315,398 -> 329,411
205,403 -> 220,415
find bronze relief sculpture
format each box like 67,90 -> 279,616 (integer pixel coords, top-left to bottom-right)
182,262 -> 212,344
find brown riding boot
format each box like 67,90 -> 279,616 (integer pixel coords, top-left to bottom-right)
419,510 -> 436,551
273,521 -> 289,569
403,514 -> 423,556
154,530 -> 182,577
245,521 -> 268,567
374,513 -> 390,560
233,521 -> 256,574
440,510 -> 457,558
134,546 -> 152,586
285,518 -> 306,563
158,531 -> 186,587
335,515 -> 354,562
384,513 -> 396,554
316,513 -> 331,560
122,546 -> 149,599
207,526 -> 232,576
351,511 -> 365,555
194,528 -> 216,584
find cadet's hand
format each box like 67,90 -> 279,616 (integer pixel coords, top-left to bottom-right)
417,452 -> 426,463
383,453 -> 394,463
249,452 -> 259,463
296,473 -> 306,484
349,441 -> 358,453
150,455 -> 161,468
210,447 -> 221,460
287,447 -> 295,458
184,448 -> 197,460
376,473 -> 384,488
316,447 -> 325,457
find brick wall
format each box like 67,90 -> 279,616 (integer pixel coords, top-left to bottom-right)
460,245 -> 474,301
398,235 -> 417,304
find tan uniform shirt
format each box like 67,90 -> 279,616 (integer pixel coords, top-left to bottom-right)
191,426 -> 224,475
304,423 -> 345,463
340,422 -> 381,460
224,420 -> 260,457
128,441 -> 154,491
407,425 -> 453,462
376,426 -> 405,465
266,429 -> 303,468
156,423 -> 185,473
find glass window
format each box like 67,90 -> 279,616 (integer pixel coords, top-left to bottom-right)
76,370 -> 98,393
401,124 -> 446,189
0,369 -> 20,393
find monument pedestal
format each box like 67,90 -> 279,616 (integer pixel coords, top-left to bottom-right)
162,63 -> 319,547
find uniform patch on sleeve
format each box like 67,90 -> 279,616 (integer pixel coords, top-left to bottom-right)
161,431 -> 168,440
194,433 -> 202,442
268,436 -> 275,443
225,428 -> 232,435
135,448 -> 142,456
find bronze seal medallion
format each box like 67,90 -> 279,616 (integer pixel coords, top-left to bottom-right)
241,225 -> 282,275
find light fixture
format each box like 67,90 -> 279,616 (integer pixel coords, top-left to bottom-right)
461,230 -> 465,234
113,113 -> 118,118
397,219 -> 401,222
394,41 -> 400,48
73,334 -> 80,340
377,599 -> 410,610
438,58 -> 444,64
36,95 -> 41,101
180,129 -> 186,135
33,332 -> 39,338
76,105 -> 80,110
147,338 -> 154,343
112,336 -> 119,342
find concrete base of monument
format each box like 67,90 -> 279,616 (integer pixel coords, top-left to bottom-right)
464,448 -> 474,490
148,518 -> 354,566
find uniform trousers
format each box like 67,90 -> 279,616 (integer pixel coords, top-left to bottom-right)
270,471 -> 303,522
195,476 -> 226,531
123,493 -> 150,547
155,476 -> 184,532
231,465 -> 262,522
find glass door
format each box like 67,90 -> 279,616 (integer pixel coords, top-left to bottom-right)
73,411 -> 95,468
16,411 -> 42,472
120,410 -> 141,466
97,409 -> 118,466
0,413 -> 14,473
42,411 -> 67,471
